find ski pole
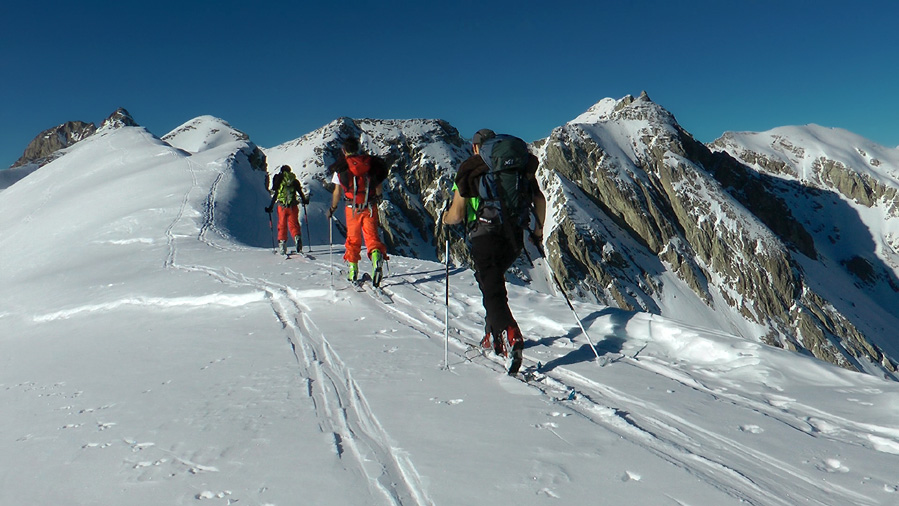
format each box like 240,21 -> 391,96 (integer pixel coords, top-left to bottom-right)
328,213 -> 334,290
529,231 -> 600,361
267,210 -> 276,253
303,201 -> 312,249
444,237 -> 450,369
436,197 -> 452,370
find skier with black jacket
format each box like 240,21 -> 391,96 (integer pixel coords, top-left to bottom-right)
443,128 -> 546,374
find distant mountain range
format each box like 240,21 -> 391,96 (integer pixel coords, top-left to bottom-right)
5,94 -> 899,378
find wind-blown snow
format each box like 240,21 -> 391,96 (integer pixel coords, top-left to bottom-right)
3,120 -> 899,505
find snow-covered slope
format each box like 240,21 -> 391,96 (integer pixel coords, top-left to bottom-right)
711,125 -> 899,364
712,124 -> 899,186
0,163 -> 40,190
4,119 -> 899,505
162,115 -> 252,153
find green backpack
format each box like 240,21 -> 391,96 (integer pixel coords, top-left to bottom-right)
276,170 -> 298,206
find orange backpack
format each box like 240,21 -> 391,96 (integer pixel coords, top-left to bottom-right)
344,155 -> 373,206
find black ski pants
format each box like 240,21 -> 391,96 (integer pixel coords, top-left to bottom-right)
470,233 -> 522,338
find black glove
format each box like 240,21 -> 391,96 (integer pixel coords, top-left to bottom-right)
303,197 -> 310,205
327,206 -> 336,219
264,205 -> 273,214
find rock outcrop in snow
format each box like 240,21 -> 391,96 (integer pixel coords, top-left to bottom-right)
11,120 -> 97,169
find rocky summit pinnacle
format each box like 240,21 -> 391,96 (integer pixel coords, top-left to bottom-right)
100,108 -> 139,130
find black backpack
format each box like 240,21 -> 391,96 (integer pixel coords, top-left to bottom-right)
469,135 -> 532,241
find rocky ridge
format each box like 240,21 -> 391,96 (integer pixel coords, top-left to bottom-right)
11,121 -> 97,169
7,101 -> 899,376
536,93 -> 892,373
10,107 -> 141,170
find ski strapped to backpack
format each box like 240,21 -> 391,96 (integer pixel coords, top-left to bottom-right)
467,134 -> 533,241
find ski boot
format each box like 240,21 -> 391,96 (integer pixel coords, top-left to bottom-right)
505,325 -> 524,375
481,332 -> 506,357
371,250 -> 384,287
347,262 -> 359,282
278,240 -> 287,256
294,234 -> 302,253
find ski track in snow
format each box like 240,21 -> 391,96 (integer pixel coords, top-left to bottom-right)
367,272 -> 888,505
153,154 -> 436,506
98,145 -> 894,506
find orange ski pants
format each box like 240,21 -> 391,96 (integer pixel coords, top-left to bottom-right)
277,204 -> 301,241
343,206 -> 385,263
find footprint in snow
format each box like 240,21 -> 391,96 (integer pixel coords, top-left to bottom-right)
812,458 -> 849,474
430,397 -> 463,405
622,470 -> 642,482
196,490 -> 233,500
739,424 -> 763,434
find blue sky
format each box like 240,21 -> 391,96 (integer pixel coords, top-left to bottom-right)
3,0 -> 897,167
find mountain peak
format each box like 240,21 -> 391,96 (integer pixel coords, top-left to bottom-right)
569,91 -> 659,126
10,120 -> 97,168
162,115 -> 250,153
100,107 -> 138,130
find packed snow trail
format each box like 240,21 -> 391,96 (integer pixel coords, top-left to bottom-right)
301,254 -> 895,506
159,152 -> 435,505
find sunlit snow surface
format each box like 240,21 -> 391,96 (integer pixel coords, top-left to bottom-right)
2,122 -> 899,505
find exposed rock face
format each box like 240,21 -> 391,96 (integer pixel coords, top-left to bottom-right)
10,107 -> 138,171
11,121 -> 97,168
535,93 -> 893,374
260,104 -> 896,375
100,107 -> 138,129
710,126 -> 899,373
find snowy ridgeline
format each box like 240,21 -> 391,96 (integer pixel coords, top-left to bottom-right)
2,117 -> 899,505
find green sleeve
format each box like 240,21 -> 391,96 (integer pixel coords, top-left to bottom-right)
452,182 -> 479,223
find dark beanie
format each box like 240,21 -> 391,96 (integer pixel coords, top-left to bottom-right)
342,137 -> 361,155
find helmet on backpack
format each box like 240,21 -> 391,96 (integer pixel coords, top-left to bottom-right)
472,129 -> 496,146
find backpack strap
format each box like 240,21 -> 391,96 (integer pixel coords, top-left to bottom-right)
349,174 -> 374,216
481,170 -> 523,245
